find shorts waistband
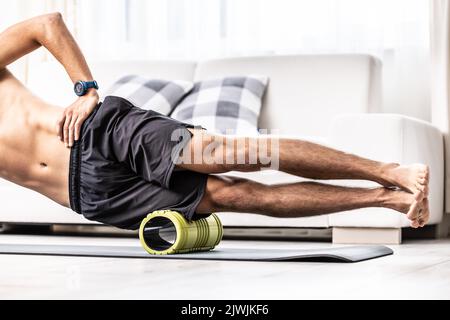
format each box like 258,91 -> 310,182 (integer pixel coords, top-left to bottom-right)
69,139 -> 82,214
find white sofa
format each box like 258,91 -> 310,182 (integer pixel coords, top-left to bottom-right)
0,54 -> 444,244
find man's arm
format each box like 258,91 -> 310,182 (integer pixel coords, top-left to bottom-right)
0,12 -> 99,147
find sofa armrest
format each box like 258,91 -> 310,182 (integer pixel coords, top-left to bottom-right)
328,113 -> 444,227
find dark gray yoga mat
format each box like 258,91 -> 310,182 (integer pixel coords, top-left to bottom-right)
0,244 -> 393,263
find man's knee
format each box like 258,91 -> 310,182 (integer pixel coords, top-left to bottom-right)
223,136 -> 272,171
212,136 -> 253,171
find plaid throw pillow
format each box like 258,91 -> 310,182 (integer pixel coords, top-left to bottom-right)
170,76 -> 269,135
104,75 -> 194,115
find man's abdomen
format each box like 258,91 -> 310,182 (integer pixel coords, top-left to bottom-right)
30,128 -> 71,207
0,101 -> 71,207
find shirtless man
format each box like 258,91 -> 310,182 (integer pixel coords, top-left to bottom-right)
0,13 -> 430,230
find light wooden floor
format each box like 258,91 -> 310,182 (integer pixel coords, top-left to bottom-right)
0,234 -> 449,300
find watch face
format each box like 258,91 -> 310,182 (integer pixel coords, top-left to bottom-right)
75,82 -> 84,95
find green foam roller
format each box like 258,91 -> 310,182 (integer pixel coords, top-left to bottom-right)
139,210 -> 223,255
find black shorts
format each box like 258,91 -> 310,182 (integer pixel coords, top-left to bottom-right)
69,96 -> 209,230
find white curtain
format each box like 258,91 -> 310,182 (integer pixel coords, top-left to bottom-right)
431,0 -> 450,213
73,0 -> 429,59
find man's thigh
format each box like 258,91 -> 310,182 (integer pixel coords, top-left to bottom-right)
179,129 -> 263,173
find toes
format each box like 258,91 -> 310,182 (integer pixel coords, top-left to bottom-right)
411,212 -> 423,228
421,168 -> 430,182
409,198 -> 429,228
410,219 -> 420,228
417,164 -> 430,180
420,198 -> 430,227
413,189 -> 424,201
418,163 -> 429,172
406,200 -> 420,220
423,165 -> 430,177
414,182 -> 425,193
418,215 -> 425,227
415,178 -> 429,197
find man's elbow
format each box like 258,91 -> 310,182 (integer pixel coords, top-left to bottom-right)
39,12 -> 64,41
44,12 -> 63,24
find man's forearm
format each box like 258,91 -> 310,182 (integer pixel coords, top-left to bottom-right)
34,13 -> 100,147
37,13 -> 94,86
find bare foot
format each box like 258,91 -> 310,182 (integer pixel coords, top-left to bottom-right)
382,188 -> 426,228
380,163 -> 429,201
417,198 -> 430,228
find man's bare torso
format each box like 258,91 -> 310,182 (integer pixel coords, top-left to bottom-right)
0,69 -> 70,207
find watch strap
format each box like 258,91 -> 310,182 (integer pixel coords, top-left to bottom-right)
85,80 -> 99,90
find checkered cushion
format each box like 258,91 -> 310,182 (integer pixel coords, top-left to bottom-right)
170,76 -> 269,135
104,75 -> 194,115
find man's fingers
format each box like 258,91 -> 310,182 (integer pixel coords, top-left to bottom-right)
63,113 -> 72,147
56,113 -> 65,141
68,114 -> 78,147
74,114 -> 86,142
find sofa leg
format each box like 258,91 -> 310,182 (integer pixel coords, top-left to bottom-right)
332,227 -> 402,245
435,214 -> 450,239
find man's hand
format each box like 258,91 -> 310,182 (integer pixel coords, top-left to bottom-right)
57,90 -> 99,148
